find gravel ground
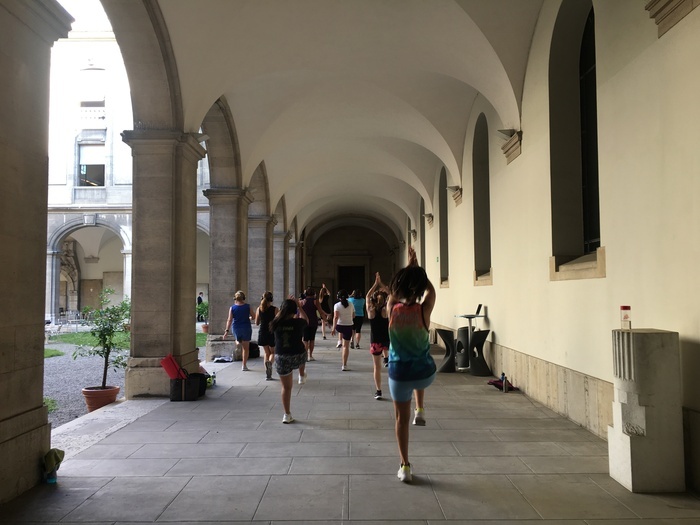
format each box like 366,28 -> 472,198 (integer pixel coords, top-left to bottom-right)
44,342 -> 206,429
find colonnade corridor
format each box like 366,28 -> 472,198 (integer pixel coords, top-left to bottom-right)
2,337 -> 699,523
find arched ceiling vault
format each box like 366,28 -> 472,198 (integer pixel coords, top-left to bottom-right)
105,0 -> 544,238
305,214 -> 403,254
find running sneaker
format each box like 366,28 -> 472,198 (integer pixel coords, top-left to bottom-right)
383,356 -> 389,367
323,336 -> 327,340
350,341 -> 355,349
374,390 -> 382,400
307,355 -> 316,361
341,365 -> 349,371
397,463 -> 412,482
356,344 -> 361,349
298,372 -> 307,385
241,365 -> 250,371
336,341 -> 342,348
265,361 -> 272,380
413,408 -> 426,426
282,413 -> 294,424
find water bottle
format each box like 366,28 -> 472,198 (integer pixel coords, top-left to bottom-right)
502,373 -> 508,393
212,371 -> 216,386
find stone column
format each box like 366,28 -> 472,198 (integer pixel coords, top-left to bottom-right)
0,0 -> 72,504
273,231 -> 287,304
203,188 -> 252,361
121,131 -> 205,397
121,249 -> 132,299
247,215 -> 275,302
45,250 -> 61,323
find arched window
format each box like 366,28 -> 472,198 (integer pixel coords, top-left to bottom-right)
473,113 -> 492,284
548,1 -> 604,280
439,167 -> 449,283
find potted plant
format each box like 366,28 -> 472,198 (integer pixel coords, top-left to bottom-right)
196,301 -> 209,333
72,288 -> 130,412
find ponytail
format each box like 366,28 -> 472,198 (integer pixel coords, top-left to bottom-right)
260,291 -> 273,311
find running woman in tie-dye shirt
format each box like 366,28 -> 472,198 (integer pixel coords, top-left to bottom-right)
387,246 -> 436,483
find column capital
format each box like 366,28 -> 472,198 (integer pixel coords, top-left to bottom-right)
121,130 -> 206,160
248,215 -> 278,227
203,187 -> 253,204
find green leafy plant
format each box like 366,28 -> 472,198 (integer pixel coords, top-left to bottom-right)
44,348 -> 65,358
72,288 -> 131,389
43,397 -> 58,413
196,301 -> 209,323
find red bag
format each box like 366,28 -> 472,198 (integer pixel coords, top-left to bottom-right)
160,354 -> 188,379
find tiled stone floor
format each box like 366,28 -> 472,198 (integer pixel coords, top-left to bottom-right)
2,338 -> 700,524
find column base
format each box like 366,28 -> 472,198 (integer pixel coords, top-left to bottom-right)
125,349 -> 199,398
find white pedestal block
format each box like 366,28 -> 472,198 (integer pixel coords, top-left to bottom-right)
608,329 -> 685,492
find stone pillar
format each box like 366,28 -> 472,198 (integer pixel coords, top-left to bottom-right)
247,215 -> 275,303
608,329 -> 685,492
121,131 -> 205,397
0,0 -> 72,504
121,249 -> 132,299
288,237 -> 298,296
45,250 -> 61,323
203,188 -> 252,361
273,231 -> 288,304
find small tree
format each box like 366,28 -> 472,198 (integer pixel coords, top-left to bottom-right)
196,301 -> 209,323
73,288 -> 131,389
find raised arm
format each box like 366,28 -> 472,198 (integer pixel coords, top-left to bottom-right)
421,277 -> 436,327
293,295 -> 309,324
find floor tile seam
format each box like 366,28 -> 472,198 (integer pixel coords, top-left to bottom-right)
586,474 -> 644,519
502,472 -> 547,520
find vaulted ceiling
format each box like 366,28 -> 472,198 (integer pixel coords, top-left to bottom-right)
103,0 -> 543,245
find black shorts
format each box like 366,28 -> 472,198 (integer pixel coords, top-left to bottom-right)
258,331 -> 275,347
352,316 -> 364,332
302,324 -> 318,342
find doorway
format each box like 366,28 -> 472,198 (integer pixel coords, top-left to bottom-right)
338,265 -> 365,295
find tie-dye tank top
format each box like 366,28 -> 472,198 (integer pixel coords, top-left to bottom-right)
388,302 -> 436,381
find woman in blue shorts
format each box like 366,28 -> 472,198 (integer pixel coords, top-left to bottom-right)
224,290 -> 253,371
270,296 -> 309,423
387,246 -> 436,483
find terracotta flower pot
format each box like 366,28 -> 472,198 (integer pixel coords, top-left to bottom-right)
202,323 -> 209,334
81,386 -> 120,412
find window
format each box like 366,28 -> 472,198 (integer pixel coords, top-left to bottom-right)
79,144 -> 105,186
473,114 -> 492,285
439,167 -> 449,284
548,2 -> 604,280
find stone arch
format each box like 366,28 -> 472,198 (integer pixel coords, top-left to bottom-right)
201,97 -> 242,187
47,215 -> 131,252
100,0 -> 182,130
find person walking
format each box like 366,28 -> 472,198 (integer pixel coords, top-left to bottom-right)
270,296 -> 309,423
196,292 -> 205,321
255,291 -> 277,380
348,289 -> 366,349
387,246 -> 436,483
223,290 -> 253,371
366,272 -> 390,400
300,286 -> 326,361
331,289 -> 355,371
319,283 -> 332,340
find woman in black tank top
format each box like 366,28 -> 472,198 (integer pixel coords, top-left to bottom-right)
366,272 -> 390,400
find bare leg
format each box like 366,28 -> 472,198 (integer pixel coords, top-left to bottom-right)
394,399 -> 412,465
355,330 -> 362,347
241,341 -> 250,368
280,373 -> 293,414
307,339 -> 315,359
342,339 -> 350,367
414,388 -> 425,410
372,353 -> 382,391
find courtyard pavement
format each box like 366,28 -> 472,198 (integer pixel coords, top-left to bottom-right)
2,336 -> 700,524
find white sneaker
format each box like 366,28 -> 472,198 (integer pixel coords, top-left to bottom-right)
307,355 -> 316,361
282,413 -> 294,424
241,365 -> 250,371
336,341 -> 342,348
397,463 -> 412,482
341,365 -> 349,371
413,408 -> 426,426
298,372 -> 307,384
